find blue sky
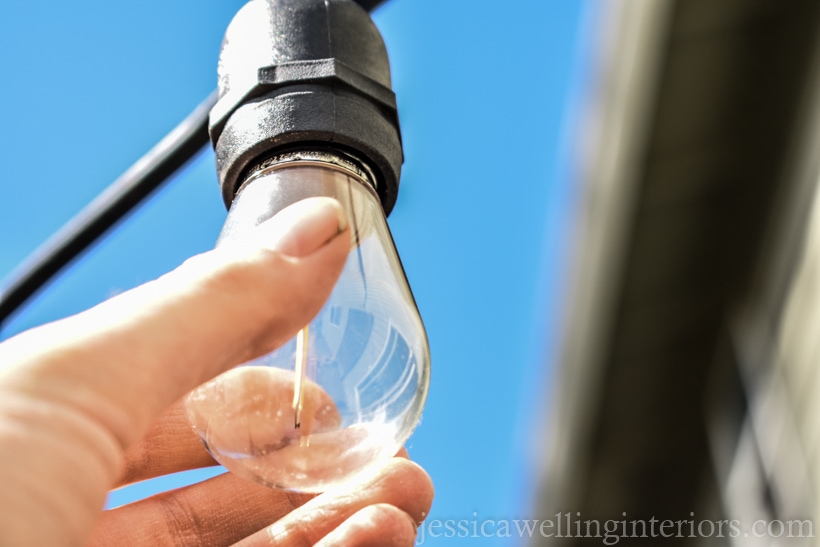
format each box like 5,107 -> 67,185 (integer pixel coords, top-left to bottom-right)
0,1 -> 591,544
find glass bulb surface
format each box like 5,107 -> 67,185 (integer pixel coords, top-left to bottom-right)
186,152 -> 430,493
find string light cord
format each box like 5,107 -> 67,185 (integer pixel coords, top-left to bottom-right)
0,0 -> 387,330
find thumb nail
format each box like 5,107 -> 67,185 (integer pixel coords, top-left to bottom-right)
259,197 -> 348,257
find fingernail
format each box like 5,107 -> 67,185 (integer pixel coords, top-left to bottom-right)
259,197 -> 348,257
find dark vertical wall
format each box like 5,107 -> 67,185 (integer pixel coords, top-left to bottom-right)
540,0 -> 820,543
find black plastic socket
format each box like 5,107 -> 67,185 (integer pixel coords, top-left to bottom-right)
210,0 -> 403,215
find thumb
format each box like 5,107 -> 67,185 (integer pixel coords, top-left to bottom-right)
0,197 -> 350,545
1,196 -> 350,452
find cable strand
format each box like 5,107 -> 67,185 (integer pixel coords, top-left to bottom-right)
0,92 -> 217,328
0,0 -> 387,330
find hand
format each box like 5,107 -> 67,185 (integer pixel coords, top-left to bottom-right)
0,198 -> 433,546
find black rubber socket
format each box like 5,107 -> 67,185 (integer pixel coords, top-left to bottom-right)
210,0 -> 403,215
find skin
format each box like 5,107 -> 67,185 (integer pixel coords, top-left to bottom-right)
0,198 -> 434,546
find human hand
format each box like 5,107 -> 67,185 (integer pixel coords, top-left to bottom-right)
0,197 -> 433,546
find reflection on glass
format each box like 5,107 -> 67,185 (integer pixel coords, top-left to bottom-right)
186,151 -> 430,492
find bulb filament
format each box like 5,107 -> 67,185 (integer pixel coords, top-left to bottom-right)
293,326 -> 309,429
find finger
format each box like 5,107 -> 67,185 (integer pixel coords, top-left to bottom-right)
1,197 -> 348,449
186,365 -> 345,489
120,398 -> 406,487
91,472 -> 315,546
315,504 -> 417,547
234,458 -> 434,547
95,455 -> 428,547
116,398 -> 215,487
1,197 -> 347,445
0,198 -> 349,543
119,366 -> 340,488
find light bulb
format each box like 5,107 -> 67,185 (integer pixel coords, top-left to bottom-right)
186,150 -> 430,492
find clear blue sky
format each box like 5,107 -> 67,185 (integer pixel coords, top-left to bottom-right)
0,1 -> 590,544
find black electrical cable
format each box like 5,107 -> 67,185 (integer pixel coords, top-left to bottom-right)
0,0 -> 388,330
0,92 -> 216,328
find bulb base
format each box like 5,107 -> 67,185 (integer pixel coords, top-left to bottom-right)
240,149 -> 378,197
210,0 -> 403,215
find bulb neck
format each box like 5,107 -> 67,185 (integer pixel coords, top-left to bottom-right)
236,149 -> 379,201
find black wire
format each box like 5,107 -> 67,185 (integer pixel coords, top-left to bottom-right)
0,92 -> 217,328
0,0 -> 388,330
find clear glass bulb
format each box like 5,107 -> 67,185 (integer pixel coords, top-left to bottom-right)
186,150 -> 430,493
